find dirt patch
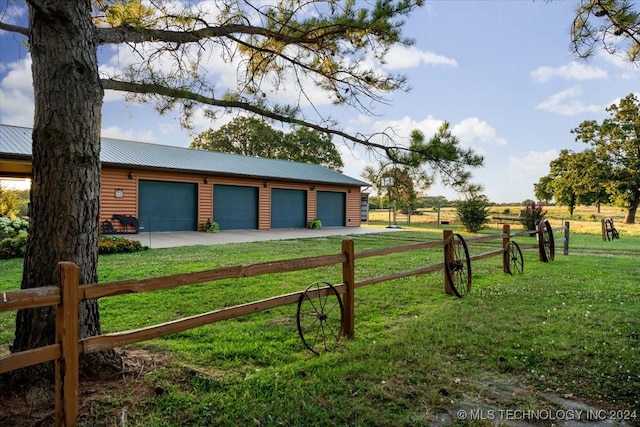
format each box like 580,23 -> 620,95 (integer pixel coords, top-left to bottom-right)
2,354 -> 637,426
0,348 -> 170,427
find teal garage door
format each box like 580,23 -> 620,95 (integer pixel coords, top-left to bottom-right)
139,180 -> 197,232
317,191 -> 346,227
271,189 -> 307,228
213,185 -> 258,230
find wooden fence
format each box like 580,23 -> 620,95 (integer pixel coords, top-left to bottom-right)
0,222 -> 569,426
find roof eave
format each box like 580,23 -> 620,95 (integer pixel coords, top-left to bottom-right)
101,162 -> 366,187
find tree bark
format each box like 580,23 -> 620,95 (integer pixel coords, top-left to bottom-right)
11,1 -> 117,380
624,190 -> 639,224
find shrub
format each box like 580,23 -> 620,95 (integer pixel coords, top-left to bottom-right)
0,216 -> 29,239
519,201 -> 547,230
0,233 -> 146,259
202,219 -> 220,233
0,232 -> 28,259
98,236 -> 148,255
308,218 -> 323,229
456,197 -> 490,232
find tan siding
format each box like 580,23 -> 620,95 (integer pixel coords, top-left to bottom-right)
100,168 -> 138,233
346,187 -> 362,227
212,176 -> 265,187
259,187 -> 270,229
307,190 -> 318,225
199,183 -> 213,231
101,167 -> 363,232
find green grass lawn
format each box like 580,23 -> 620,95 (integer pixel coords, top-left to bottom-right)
1,229 -> 638,426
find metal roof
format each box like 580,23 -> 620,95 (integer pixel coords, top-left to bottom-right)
0,124 -> 367,186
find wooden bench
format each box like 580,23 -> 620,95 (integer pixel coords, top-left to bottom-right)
101,214 -> 139,234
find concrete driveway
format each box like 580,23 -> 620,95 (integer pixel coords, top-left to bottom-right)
128,225 -> 402,249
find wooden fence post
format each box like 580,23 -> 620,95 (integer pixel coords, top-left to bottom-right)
342,239 -> 355,337
55,262 -> 80,427
537,222 -> 544,262
601,218 -> 607,241
564,221 -> 570,256
502,224 -> 511,273
443,230 -> 454,295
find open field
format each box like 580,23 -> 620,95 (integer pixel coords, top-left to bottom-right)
368,204 -> 640,237
0,227 -> 639,426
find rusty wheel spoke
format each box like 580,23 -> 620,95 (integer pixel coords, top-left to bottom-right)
297,281 -> 344,354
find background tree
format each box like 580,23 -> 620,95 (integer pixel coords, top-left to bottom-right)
534,149 -> 610,217
572,0 -> 640,63
533,175 -> 555,205
0,184 -> 27,218
282,127 -> 344,172
572,93 -> 640,223
0,0 -> 460,378
191,117 -> 284,157
420,195 -> 451,208
566,150 -> 611,213
191,117 -> 344,171
362,124 -> 483,209
361,161 -> 431,211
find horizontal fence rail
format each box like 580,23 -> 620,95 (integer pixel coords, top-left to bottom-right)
82,253 -> 347,300
0,222 -> 570,426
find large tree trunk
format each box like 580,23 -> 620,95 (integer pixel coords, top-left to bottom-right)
624,189 -> 639,224
11,1 -> 116,380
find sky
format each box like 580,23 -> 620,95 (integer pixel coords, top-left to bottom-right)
0,1 -> 638,203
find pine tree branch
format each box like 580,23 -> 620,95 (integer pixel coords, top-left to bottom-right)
101,77 -> 397,155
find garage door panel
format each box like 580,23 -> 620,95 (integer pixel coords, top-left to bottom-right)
214,185 -> 258,230
271,189 -> 306,229
317,191 -> 346,227
139,180 -> 197,232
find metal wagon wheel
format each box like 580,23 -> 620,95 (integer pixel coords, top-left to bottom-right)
444,233 -> 472,298
605,219 -> 619,240
296,281 -> 344,354
538,219 -> 555,262
507,241 -> 524,275
605,219 -> 614,241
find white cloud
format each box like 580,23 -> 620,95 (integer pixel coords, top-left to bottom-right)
371,115 -> 444,142
596,50 -> 640,74
604,92 -> 640,109
472,148 -> 560,203
367,115 -> 507,156
337,144 -> 369,183
344,114 -> 372,134
535,86 -> 602,115
507,149 -> 558,183
531,61 -> 607,82
101,126 -> 156,143
0,57 -> 34,126
383,45 -> 458,70
452,118 -> 507,147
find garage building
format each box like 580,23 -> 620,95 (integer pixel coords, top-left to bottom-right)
0,124 -> 368,232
